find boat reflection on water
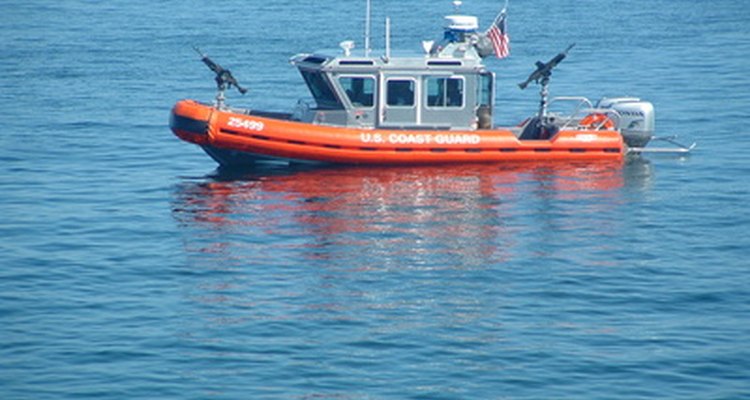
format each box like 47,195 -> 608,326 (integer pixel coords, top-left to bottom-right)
172,159 -> 652,270
169,159 -> 655,397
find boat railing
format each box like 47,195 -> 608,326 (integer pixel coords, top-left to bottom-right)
550,96 -> 594,114
550,97 -> 622,130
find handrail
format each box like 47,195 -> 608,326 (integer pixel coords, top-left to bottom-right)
552,103 -> 623,130
549,96 -> 594,110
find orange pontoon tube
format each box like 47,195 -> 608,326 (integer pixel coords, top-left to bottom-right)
171,100 -> 624,166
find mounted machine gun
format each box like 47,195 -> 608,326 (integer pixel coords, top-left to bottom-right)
519,43 -> 575,123
193,46 -> 247,108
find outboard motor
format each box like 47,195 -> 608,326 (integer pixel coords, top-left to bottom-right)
597,97 -> 655,148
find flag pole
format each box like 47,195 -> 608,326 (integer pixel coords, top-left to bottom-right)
485,1 -> 510,59
487,0 -> 509,32
498,0 -> 509,24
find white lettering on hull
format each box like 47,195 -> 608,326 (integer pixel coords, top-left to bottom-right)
227,117 -> 265,132
360,132 -> 481,145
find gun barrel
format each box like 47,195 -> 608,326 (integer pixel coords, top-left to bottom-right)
547,44 -> 574,68
549,53 -> 566,66
518,43 -> 575,90
193,46 -> 224,74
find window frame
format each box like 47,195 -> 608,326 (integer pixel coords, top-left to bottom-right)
385,78 -> 417,108
424,76 -> 466,109
478,72 -> 494,108
338,75 -> 377,109
300,69 -> 344,110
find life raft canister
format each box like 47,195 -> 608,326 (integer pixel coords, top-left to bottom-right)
579,113 -> 616,130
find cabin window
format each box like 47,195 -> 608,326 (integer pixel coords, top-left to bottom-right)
339,76 -> 375,108
479,73 -> 493,107
426,77 -> 463,108
300,70 -> 343,109
339,60 -> 375,66
386,79 -> 415,107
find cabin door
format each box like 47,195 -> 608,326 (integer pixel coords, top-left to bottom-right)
379,76 -> 420,128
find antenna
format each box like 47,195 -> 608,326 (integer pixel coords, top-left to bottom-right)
385,17 -> 391,61
365,0 -> 372,56
453,0 -> 462,13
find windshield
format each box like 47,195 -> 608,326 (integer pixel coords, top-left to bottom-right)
300,70 -> 343,110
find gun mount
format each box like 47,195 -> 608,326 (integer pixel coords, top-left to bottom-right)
518,44 -> 575,132
193,46 -> 247,108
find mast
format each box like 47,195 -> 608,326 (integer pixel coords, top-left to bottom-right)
365,0 -> 372,56
385,17 -> 391,60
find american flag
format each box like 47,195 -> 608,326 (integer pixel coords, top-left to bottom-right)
486,8 -> 509,59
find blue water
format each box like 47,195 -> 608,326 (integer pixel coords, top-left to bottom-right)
2,0 -> 750,398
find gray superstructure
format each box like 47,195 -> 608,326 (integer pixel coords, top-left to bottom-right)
290,14 -> 495,131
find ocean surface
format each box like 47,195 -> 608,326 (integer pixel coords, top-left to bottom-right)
2,0 -> 750,398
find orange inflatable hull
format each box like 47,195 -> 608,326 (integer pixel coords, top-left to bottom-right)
170,100 -> 624,166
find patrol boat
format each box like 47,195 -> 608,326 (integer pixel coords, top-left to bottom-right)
170,1 -> 692,167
